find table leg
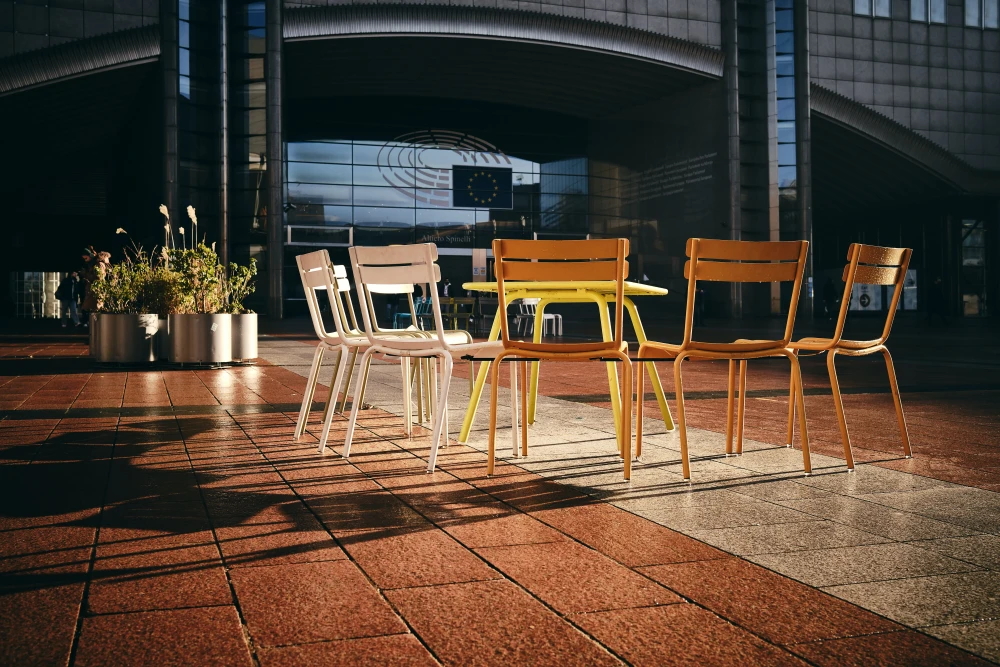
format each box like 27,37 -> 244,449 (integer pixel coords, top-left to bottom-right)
623,297 -> 675,431
458,307 -> 503,443
526,299 -> 552,425
595,297 -> 623,441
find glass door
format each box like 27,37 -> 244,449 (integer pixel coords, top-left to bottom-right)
961,219 -> 987,316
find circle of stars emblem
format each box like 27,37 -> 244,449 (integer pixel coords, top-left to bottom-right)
467,171 -> 499,206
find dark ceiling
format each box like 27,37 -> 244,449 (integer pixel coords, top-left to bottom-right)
285,36 -> 717,119
812,112 -> 959,225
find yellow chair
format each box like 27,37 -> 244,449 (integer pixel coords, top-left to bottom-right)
636,238 -> 811,480
776,243 -> 914,471
487,238 -> 634,479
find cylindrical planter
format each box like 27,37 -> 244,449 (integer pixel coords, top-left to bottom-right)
168,314 -> 232,364
88,312 -> 100,358
231,313 -> 258,360
94,314 -> 159,363
156,318 -> 169,361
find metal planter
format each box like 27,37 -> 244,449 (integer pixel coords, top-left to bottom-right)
231,313 -> 258,360
168,314 -> 233,364
92,314 -> 159,364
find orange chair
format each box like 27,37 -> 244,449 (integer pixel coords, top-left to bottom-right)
635,238 -> 811,480
776,244 -> 914,471
487,238 -> 634,479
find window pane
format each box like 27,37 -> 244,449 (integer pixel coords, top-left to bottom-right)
912,0 -> 928,21
987,0 -> 999,26
931,0 -> 946,22
967,0 -> 982,26
854,0 -> 871,15
874,0 -> 890,16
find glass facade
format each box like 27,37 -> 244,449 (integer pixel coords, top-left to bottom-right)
228,1 -> 268,299
283,95 -> 728,308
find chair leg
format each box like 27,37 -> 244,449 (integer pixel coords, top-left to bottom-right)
520,360 -> 529,457
469,360 -> 475,396
426,354 -> 453,473
736,360 -> 748,456
674,354 -> 692,481
343,348 -> 375,460
826,350 -> 855,471
337,348 -> 359,414
356,354 -> 373,412
487,354 -> 506,476
402,357 -> 412,438
724,360 -> 736,455
882,347 -> 912,459
636,358 -> 645,459
295,345 -> 325,440
785,359 -> 796,448
621,357 -> 633,481
789,352 -> 812,475
318,349 -> 350,454
423,358 -> 433,423
510,359 -> 519,457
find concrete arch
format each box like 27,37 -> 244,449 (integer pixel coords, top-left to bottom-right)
283,4 -> 724,79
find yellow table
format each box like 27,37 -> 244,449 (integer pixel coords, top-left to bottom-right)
459,280 -> 676,444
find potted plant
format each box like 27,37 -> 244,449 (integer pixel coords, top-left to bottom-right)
225,258 -> 258,360
166,237 -> 232,364
87,241 -> 161,364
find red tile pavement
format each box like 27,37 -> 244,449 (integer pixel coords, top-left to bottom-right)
0,343 -> 993,665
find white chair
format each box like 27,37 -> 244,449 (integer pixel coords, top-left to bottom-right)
514,298 -> 562,337
344,243 -> 503,473
294,251 -> 431,448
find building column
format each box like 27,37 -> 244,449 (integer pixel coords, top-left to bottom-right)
161,0 -> 178,225
794,0 -> 813,318
723,0 -> 742,319
220,0 -> 230,267
266,0 -> 283,318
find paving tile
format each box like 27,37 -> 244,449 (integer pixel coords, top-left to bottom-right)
636,501 -> 817,531
87,543 -> 232,614
230,560 -> 406,647
824,571 -> 1000,627
788,629 -> 995,667
75,605 -> 253,667
531,501 -> 726,567
0,526 -> 95,577
0,582 -> 83,666
258,634 -> 438,667
639,557 -> 900,645
925,620 -> 1000,664
419,500 -> 570,548
910,534 -> 1000,570
687,520 -> 892,556
386,580 -> 621,666
476,540 -> 680,614
216,520 -> 347,568
776,495 -> 979,541
338,525 -> 502,589
746,542 -> 981,588
854,487 -> 1000,534
574,603 -> 807,666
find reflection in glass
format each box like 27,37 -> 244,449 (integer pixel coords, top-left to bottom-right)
930,0 -> 946,22
988,0 -> 999,27
967,0 -> 982,26
874,0 -> 890,17
912,0 -> 927,21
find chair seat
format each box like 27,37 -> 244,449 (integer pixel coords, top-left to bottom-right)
791,336 -> 881,351
641,339 -> 788,357
506,340 -> 627,355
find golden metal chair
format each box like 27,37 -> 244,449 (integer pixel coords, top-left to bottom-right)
636,238 -> 811,480
487,238 -> 634,480
773,243 -> 913,471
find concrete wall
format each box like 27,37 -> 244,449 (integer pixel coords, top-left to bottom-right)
0,0 -> 159,58
284,0 -> 723,47
810,0 -> 1000,170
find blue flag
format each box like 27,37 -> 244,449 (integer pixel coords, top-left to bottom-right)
452,166 -> 513,209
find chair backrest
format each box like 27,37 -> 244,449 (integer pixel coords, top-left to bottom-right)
348,244 -> 452,352
832,243 -> 912,346
492,238 -> 629,348
682,238 -> 809,347
295,249 -> 357,343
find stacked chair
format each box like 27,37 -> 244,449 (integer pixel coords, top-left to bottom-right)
636,239 -> 812,480
344,244 -> 502,473
487,238 -> 634,479
776,243 -> 914,470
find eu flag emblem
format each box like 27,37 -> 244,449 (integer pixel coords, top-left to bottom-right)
452,166 -> 513,209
